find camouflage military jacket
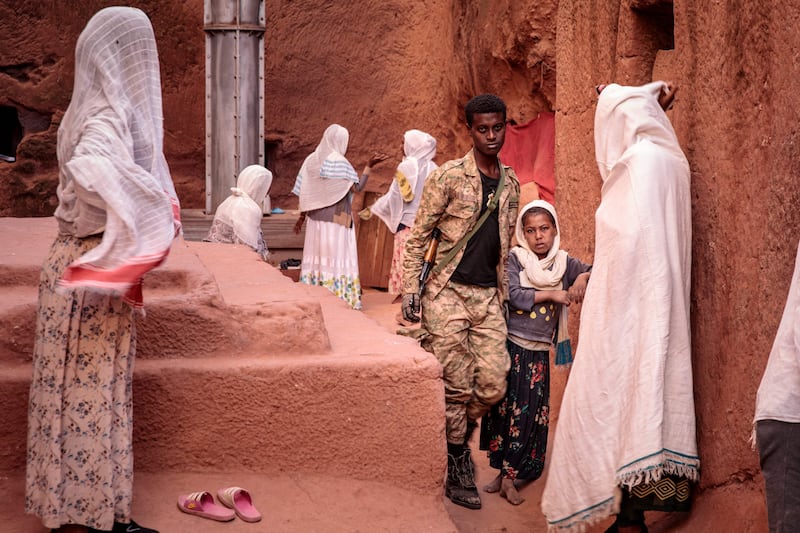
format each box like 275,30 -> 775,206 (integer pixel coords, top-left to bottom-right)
402,149 -> 520,300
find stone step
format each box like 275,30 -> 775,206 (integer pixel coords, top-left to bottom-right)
1,217 -> 448,531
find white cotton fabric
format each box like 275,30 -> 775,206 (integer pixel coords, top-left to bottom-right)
300,217 -> 362,310
512,199 -> 567,289
541,82 -> 699,531
54,6 -> 180,301
755,240 -> 800,424
370,129 -> 438,233
293,124 -> 358,212
211,165 -> 272,251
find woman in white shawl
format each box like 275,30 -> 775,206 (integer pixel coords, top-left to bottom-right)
26,7 -> 179,533
292,124 -> 387,309
359,129 -> 438,307
541,82 -> 698,532
205,164 -> 273,261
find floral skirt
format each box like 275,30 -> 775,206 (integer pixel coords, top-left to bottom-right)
300,218 -> 362,309
479,339 -> 550,481
26,235 -> 135,530
387,227 -> 411,296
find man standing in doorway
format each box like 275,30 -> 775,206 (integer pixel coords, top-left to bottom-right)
401,94 -> 520,509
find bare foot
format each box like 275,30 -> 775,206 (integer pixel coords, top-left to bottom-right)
500,477 -> 525,505
483,474 -> 502,493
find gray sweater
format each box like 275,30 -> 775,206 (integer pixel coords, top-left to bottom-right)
506,250 -> 592,345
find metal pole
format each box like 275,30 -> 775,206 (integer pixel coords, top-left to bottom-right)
204,0 -> 265,214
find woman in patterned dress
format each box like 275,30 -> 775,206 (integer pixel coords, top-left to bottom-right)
25,7 -> 180,533
292,124 -> 387,309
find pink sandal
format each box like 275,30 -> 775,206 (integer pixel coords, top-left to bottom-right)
217,486 -> 263,523
177,491 -> 236,522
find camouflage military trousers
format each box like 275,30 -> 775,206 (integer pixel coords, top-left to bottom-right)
421,280 -> 510,445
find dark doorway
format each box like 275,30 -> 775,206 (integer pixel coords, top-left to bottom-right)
0,105 -> 23,162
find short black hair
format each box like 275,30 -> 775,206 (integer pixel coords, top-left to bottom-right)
464,94 -> 507,127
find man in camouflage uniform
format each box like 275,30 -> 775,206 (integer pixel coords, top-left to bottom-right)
401,94 -> 520,509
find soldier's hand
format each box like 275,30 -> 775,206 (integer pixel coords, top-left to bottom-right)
401,293 -> 420,323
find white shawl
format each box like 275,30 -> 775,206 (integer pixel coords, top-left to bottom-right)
210,164 -> 272,251
292,124 -> 358,212
370,129 -> 437,233
512,199 -> 567,288
541,82 -> 699,531
55,7 -> 181,307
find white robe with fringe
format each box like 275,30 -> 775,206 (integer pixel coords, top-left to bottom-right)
541,82 -> 699,531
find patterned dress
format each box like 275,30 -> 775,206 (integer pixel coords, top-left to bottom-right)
300,176 -> 365,310
387,226 -> 411,296
479,339 -> 549,481
26,235 -> 135,530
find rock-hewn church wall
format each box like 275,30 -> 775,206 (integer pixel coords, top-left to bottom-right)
556,0 -> 799,527
1,0 -> 785,527
0,0 -> 555,215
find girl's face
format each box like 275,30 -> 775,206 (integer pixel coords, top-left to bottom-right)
523,212 -> 557,259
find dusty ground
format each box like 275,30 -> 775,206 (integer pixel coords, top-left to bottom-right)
360,289 -> 598,533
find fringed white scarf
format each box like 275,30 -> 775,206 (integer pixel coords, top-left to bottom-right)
513,199 -> 572,366
541,81 -> 699,532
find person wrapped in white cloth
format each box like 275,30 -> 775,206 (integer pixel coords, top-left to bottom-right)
26,7 -> 179,533
359,129 -> 438,315
754,239 -> 800,531
541,81 -> 698,532
205,164 -> 273,261
292,124 -> 387,309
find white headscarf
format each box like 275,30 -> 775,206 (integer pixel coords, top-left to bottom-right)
292,124 -> 359,212
55,6 -> 181,307
512,199 -> 567,289
511,199 -> 571,366
370,129 -> 437,233
594,81 -> 685,182
211,165 -> 273,251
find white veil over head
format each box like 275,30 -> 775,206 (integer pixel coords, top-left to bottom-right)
370,129 -> 437,233
293,124 -> 358,212
212,165 -> 273,251
55,6 -> 181,306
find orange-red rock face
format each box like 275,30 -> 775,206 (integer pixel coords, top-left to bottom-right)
1,0 -> 786,528
0,0 -> 556,214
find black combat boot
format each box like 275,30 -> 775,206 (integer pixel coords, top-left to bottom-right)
445,442 -> 481,509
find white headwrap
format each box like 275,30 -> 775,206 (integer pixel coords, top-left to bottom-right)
512,199 -> 568,288
370,129 -> 437,233
292,124 -> 358,212
211,165 -> 273,251
594,81 -> 685,182
55,6 -> 181,307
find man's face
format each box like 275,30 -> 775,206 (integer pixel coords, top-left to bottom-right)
467,112 -> 506,158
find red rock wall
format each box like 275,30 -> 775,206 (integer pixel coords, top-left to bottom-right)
554,0 -> 800,528
0,0 -> 555,215
0,0 -> 782,527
